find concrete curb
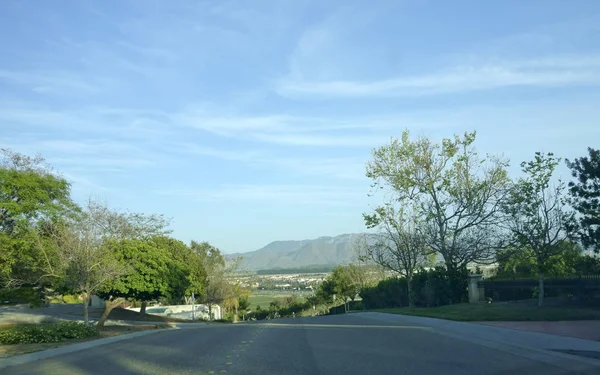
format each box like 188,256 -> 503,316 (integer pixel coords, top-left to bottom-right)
0,329 -> 164,370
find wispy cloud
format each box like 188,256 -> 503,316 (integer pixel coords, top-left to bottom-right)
1,137 -> 163,174
277,55 -> 600,98
63,173 -> 111,193
155,184 -> 365,206
0,69 -> 108,96
173,109 -> 391,147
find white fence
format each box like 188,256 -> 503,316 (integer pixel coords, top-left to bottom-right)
127,304 -> 222,320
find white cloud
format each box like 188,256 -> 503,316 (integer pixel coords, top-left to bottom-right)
277,56 -> 600,98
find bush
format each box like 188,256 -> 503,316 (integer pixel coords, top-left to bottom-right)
62,294 -> 81,304
361,277 -> 409,309
0,287 -> 43,306
360,266 -> 469,309
0,322 -> 99,345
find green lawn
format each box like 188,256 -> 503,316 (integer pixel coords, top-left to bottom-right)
375,303 -> 600,321
248,293 -> 306,310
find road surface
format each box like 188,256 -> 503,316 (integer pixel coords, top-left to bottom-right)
3,313 -> 600,374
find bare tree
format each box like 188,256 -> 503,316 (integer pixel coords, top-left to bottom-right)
366,130 -> 510,302
362,204 -> 430,306
503,152 -> 572,306
51,202 -> 126,324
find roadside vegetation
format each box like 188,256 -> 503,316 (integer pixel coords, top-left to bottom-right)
1,134 -> 598,329
306,137 -> 599,321
0,324 -> 164,356
0,148 -> 250,332
0,322 -> 98,345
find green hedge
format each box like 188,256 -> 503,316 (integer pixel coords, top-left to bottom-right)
0,287 -> 43,306
361,266 -> 469,309
0,322 -> 99,345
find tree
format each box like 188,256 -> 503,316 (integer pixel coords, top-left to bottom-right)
502,152 -> 572,306
50,203 -> 125,324
362,204 -> 430,306
0,149 -> 76,288
96,237 -> 175,326
50,199 -> 171,325
191,241 -> 237,320
566,148 -> 600,253
154,236 -> 207,305
81,198 -> 171,241
366,131 -> 509,303
496,241 -> 584,279
322,265 -> 366,312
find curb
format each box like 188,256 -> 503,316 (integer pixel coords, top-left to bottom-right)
0,329 -> 164,370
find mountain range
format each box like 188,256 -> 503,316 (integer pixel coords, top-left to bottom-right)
230,233 -> 367,271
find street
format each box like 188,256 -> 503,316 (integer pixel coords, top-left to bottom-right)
3,313 -> 600,375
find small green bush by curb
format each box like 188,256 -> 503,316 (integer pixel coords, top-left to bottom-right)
0,322 -> 99,345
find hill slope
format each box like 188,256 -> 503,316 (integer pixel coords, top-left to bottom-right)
231,233 -> 366,271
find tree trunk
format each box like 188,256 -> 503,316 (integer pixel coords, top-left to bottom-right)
140,301 -> 147,316
82,293 -> 90,324
97,297 -> 125,328
208,303 -> 213,321
538,272 -> 545,307
234,306 -> 238,323
406,275 -> 414,307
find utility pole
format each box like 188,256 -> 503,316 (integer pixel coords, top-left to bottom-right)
191,292 -> 195,321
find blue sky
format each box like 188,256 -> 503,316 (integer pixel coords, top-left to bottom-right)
1,0 -> 599,253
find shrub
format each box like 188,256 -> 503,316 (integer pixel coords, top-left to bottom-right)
0,287 -> 42,306
62,295 -> 81,304
361,277 -> 409,309
360,266 -> 469,309
0,322 -> 99,345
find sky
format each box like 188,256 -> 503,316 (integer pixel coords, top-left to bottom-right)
1,0 -> 600,253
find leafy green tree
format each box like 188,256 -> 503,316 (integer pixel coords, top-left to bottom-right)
316,278 -> 336,304
496,240 -> 590,279
191,241 -> 239,320
322,265 -> 367,312
0,149 -> 76,288
566,148 -> 600,253
502,152 -> 572,306
151,236 -> 206,305
366,131 -> 509,303
96,238 -> 174,326
362,204 -> 430,306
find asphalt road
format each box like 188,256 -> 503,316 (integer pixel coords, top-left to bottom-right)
3,313 -> 600,375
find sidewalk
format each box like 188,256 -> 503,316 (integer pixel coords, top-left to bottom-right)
476,320 -> 600,341
361,312 -> 600,371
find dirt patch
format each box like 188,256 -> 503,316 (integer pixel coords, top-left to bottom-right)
0,325 -> 167,358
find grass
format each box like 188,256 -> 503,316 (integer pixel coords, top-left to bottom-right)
374,303 -> 600,321
248,293 -> 305,310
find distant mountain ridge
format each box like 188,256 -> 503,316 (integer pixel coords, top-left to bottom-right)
230,233 -> 367,271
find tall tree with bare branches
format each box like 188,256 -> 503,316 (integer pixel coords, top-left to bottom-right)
366,130 -> 510,302
362,204 -> 430,306
502,152 -> 573,306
